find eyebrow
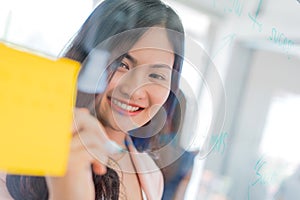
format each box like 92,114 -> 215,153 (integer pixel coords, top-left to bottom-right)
125,53 -> 172,70
150,64 -> 172,70
124,53 -> 137,65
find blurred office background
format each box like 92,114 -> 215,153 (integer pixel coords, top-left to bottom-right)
1,0 -> 300,199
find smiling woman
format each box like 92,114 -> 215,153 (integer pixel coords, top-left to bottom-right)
98,28 -> 175,132
1,0 -> 185,200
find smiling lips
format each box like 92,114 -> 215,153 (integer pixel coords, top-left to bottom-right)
109,97 -> 144,116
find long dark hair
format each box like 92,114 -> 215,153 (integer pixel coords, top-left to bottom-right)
6,0 -> 184,199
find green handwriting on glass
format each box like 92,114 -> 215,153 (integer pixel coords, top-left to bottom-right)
209,132 -> 228,154
248,0 -> 263,32
269,27 -> 295,59
248,156 -> 277,200
224,0 -> 244,16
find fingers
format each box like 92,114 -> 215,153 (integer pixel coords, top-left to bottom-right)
72,108 -> 124,154
69,108 -> 122,176
69,134 -> 108,175
71,108 -> 92,134
92,162 -> 107,175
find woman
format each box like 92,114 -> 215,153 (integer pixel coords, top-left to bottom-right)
1,0 -> 185,199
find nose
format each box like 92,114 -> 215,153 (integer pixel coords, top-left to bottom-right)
117,70 -> 148,101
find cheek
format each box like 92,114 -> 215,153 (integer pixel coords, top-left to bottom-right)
107,73 -> 120,90
149,85 -> 170,110
152,76 -> 172,104
146,86 -> 170,123
102,74 -> 121,98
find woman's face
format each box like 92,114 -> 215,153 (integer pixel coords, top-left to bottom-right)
97,27 -> 175,132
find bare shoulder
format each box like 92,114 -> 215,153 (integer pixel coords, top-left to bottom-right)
0,171 -> 13,200
0,171 -> 6,183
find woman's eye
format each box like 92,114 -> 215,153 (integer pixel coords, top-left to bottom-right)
149,73 -> 166,80
118,62 -> 130,71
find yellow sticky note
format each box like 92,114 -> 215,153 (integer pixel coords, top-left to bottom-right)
0,42 -> 80,176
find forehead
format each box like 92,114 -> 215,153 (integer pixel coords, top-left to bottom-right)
128,27 -> 175,68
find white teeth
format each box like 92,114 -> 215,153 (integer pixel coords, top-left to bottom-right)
112,99 -> 140,112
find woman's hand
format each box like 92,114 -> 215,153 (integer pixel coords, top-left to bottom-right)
46,108 -> 119,200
